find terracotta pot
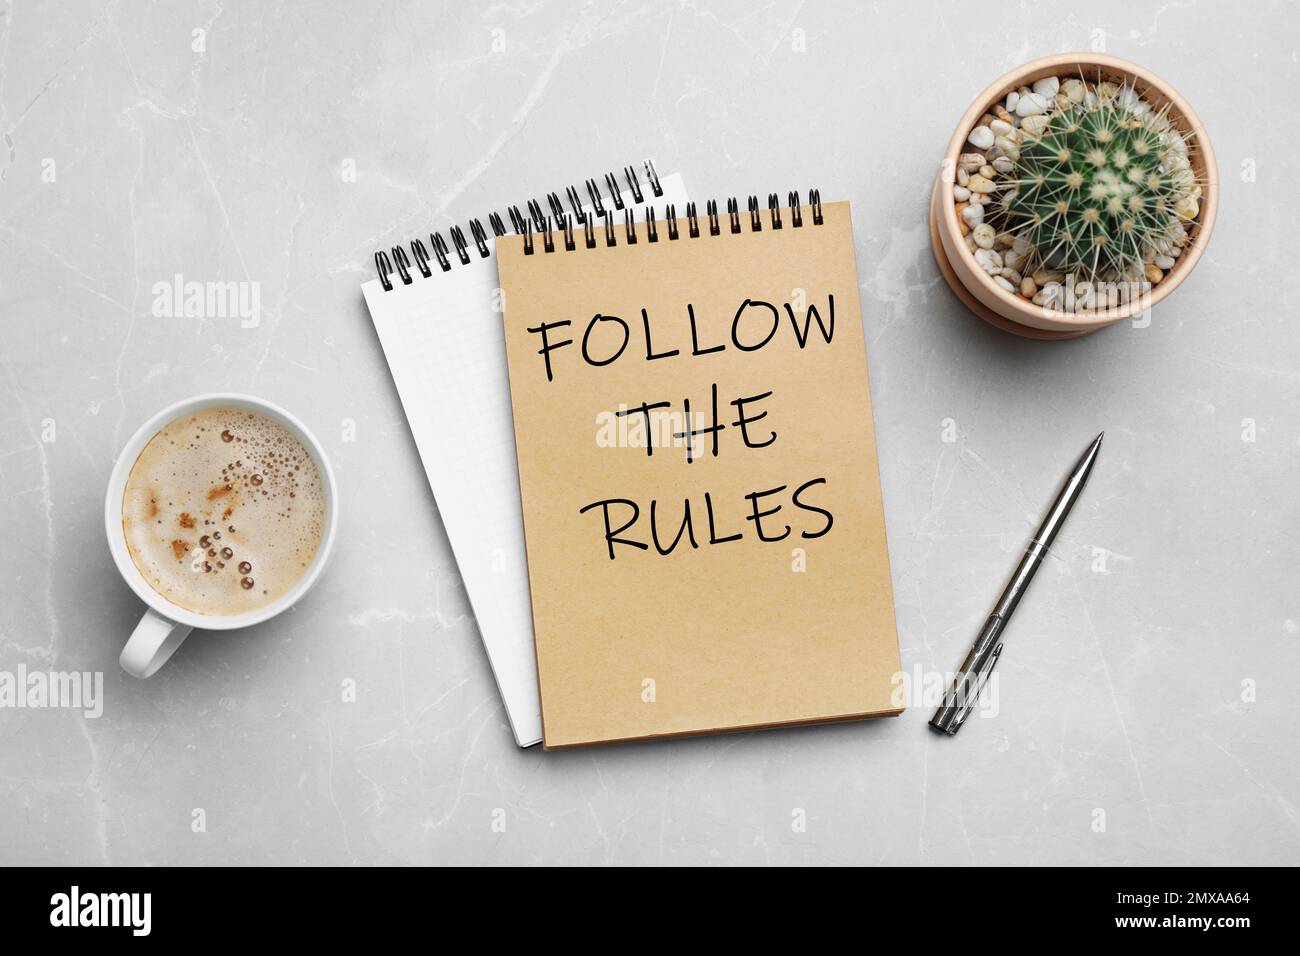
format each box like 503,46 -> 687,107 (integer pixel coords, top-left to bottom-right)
929,53 -> 1218,339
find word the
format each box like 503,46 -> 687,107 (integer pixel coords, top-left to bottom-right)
616,384 -> 776,462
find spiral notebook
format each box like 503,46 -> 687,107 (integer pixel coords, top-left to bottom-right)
361,163 -> 688,748
498,192 -> 902,747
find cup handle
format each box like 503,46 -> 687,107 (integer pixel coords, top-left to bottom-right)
120,607 -> 193,678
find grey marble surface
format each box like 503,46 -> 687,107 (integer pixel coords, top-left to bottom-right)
1,0 -> 1296,866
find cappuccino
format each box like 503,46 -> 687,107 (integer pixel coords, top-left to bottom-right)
121,407 -> 326,616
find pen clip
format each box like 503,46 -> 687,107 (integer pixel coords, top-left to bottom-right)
949,641 -> 1003,732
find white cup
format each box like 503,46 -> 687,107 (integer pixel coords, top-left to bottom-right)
105,393 -> 339,678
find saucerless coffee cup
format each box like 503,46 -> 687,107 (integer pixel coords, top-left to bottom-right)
104,394 -> 338,677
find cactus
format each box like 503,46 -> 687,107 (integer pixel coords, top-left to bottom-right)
990,90 -> 1200,284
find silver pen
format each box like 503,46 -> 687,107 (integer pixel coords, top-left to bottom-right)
929,431 -> 1104,736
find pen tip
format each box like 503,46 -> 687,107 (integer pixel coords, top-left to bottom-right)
1095,430 -> 1104,444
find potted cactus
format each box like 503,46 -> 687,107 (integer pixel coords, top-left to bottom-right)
929,53 -> 1218,338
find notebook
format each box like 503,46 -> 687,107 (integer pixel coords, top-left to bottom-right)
361,163 -> 690,747
497,192 -> 902,748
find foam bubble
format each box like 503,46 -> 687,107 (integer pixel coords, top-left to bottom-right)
122,407 -> 326,615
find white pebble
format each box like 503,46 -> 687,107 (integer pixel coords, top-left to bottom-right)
967,126 -> 995,150
1016,92 -> 1048,117
993,275 -> 1017,293
1032,282 -> 1063,307
1019,114 -> 1049,136
953,185 -> 970,201
961,203 -> 984,225
1154,254 -> 1175,270
1031,76 -> 1060,99
972,224 -> 995,249
990,118 -> 1013,136
1005,91 -> 1019,112
974,248 -> 1003,274
1062,79 -> 1085,103
994,136 -> 1020,161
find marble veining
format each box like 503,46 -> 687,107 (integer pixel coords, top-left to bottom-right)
0,0 -> 1296,865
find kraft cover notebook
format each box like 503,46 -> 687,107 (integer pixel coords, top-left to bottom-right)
361,163 -> 689,747
497,192 -> 902,748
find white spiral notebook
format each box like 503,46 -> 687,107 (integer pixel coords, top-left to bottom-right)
361,163 -> 688,746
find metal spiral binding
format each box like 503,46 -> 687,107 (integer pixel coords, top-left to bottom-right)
516,188 -> 824,256
448,226 -> 470,265
373,159 -> 665,291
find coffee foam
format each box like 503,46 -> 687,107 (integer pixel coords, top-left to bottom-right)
122,406 -> 326,616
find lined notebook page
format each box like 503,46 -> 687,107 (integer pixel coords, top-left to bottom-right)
361,174 -> 688,747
